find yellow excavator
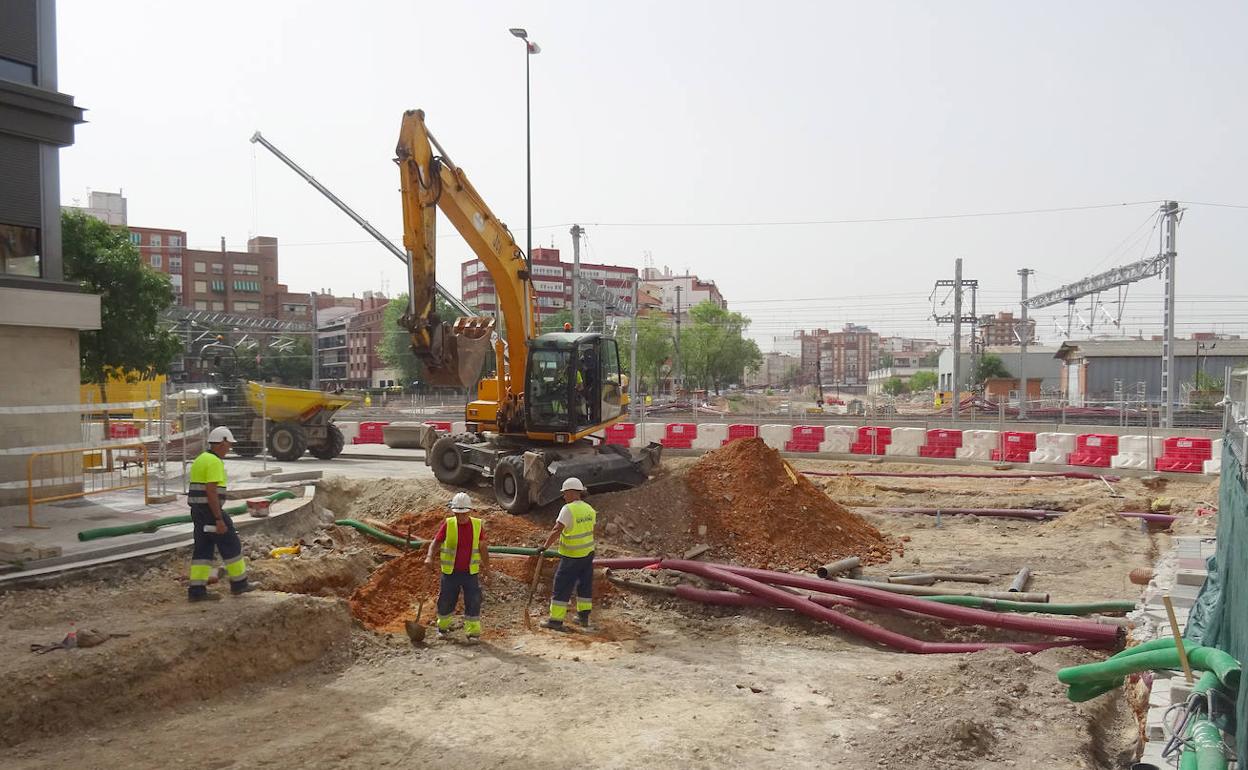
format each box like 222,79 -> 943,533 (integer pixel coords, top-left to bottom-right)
396,109 -> 660,513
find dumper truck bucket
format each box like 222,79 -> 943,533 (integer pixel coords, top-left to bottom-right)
423,317 -> 494,389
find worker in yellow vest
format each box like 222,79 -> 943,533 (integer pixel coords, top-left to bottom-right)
187,426 -> 255,601
425,492 -> 490,641
538,477 -> 597,631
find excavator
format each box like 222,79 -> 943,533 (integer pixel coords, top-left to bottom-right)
396,109 -> 660,513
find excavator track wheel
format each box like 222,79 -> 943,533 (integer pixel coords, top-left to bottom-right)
268,421 -> 308,462
430,435 -> 475,486
493,456 -> 531,515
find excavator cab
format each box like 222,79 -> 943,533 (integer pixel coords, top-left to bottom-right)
525,333 -> 626,437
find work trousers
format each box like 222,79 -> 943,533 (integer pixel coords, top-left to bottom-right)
436,571 -> 482,636
549,553 -> 594,621
188,504 -> 248,598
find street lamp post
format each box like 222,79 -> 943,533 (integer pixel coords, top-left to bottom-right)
509,28 -> 540,285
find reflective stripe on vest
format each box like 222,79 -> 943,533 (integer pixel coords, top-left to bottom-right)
559,501 -> 596,558
441,516 -> 482,575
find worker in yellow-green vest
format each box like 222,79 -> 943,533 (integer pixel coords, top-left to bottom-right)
187,427 -> 255,601
425,492 -> 490,641
538,477 -> 597,631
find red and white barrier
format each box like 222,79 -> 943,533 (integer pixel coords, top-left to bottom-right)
1155,436 -> 1214,473
1205,439 -> 1223,475
693,424 -> 729,449
991,431 -> 1037,463
785,425 -> 826,453
1110,435 -> 1163,470
884,427 -> 925,457
819,425 -> 856,453
639,422 -> 670,447
1029,432 -> 1076,465
850,426 -> 892,455
919,428 -> 962,458
723,424 -> 759,446
956,430 -> 998,461
605,422 -> 636,447
661,423 -> 697,449
1068,434 -> 1118,467
759,424 -> 792,449
353,421 -> 389,445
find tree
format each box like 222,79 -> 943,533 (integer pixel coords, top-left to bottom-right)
379,294 -> 483,391
909,370 -> 938,391
880,352 -> 895,368
679,302 -> 763,395
881,376 -> 909,395
617,315 -> 674,394
540,309 -> 573,334
972,353 -> 1011,386
62,211 -> 182,388
919,350 -> 941,367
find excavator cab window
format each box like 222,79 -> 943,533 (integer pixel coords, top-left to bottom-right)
525,334 -> 625,435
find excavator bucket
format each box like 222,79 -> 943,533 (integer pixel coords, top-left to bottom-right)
423,317 -> 495,389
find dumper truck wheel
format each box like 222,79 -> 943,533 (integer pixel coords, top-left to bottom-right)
269,421 -> 308,462
309,424 -> 345,460
493,456 -> 531,515
430,435 -> 475,485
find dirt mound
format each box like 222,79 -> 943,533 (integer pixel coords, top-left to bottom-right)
317,476 -> 455,521
1049,501 -> 1136,531
593,458 -> 697,552
389,506 -> 546,546
685,438 -> 896,570
249,551 -> 376,597
349,551 -> 442,632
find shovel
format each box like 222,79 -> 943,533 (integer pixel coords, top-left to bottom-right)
404,598 -> 427,645
523,553 -> 545,629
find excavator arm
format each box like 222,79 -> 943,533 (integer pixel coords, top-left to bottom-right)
395,109 -> 536,391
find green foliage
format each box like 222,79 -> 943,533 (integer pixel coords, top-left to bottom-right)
380,295 -> 423,387
62,211 -> 182,384
539,309 -> 574,333
679,302 -> 763,395
1191,370 -> 1224,393
919,350 -> 941,367
880,351 -> 894,367
973,353 -> 1012,385
617,315 -> 674,394
881,376 -> 909,395
909,370 -> 939,391
233,336 -> 313,387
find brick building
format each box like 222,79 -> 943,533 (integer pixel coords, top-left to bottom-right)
128,225 -> 187,302
181,236 -> 279,315
344,293 -> 392,388
979,311 -> 1036,347
639,266 -> 726,320
797,324 -> 881,389
461,247 -> 638,325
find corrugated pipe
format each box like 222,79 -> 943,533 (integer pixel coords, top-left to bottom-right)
863,507 -> 1178,525
333,518 -> 563,558
803,469 -> 1121,481
925,595 -> 1136,616
835,576 -> 1051,604
77,490 -> 298,541
661,560 -> 1102,654
1058,644 -> 1240,691
668,561 -> 1121,646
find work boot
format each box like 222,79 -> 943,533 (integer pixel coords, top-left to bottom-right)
540,619 -> 568,632
230,582 -> 259,596
577,611 -> 593,630
436,628 -> 450,640
188,592 -> 222,603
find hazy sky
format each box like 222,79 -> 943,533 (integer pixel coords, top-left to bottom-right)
56,0 -> 1247,347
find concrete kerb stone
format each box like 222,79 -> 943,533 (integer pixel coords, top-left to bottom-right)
0,485 -> 318,587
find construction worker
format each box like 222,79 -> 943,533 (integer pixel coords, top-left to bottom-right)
538,477 -> 596,631
425,492 -> 489,641
187,427 -> 255,601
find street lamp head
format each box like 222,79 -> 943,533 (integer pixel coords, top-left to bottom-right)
509,27 -> 527,39
527,41 -> 541,54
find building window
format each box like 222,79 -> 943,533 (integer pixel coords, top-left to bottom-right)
170,235 -> 182,247
193,280 -> 207,293
234,301 -> 261,312
150,234 -> 162,247
129,232 -> 142,245
150,253 -> 162,269
211,263 -> 224,274
211,280 -> 226,292
194,261 -> 206,273
233,280 -> 260,292
0,56 -> 37,85
233,262 -> 259,275
169,256 -> 182,272
0,223 -> 41,277
212,301 -> 225,311
194,300 -> 209,310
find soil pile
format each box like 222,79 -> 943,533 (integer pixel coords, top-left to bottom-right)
1050,501 -> 1135,531
389,506 -> 546,546
684,438 -> 896,569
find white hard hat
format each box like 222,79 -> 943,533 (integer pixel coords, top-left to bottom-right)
208,426 -> 236,444
450,492 -> 473,512
561,477 -> 586,492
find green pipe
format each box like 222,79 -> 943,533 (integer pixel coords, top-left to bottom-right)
77,490 -> 299,541
1057,646 -> 1240,690
1066,678 -> 1124,703
333,518 -> 561,558
921,595 -> 1136,616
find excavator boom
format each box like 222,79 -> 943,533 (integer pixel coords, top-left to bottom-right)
395,109 -> 535,392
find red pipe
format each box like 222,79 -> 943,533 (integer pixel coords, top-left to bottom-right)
860,507 -> 1177,525
668,562 -> 1109,654
669,561 -> 1121,644
676,585 -> 981,628
595,557 -> 663,569
802,470 -> 1121,482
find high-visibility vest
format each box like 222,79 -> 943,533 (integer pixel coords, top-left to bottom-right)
440,516 -> 482,575
188,451 -> 227,506
559,501 -> 596,558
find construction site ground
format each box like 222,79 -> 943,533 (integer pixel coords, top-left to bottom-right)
0,445 -> 1219,769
